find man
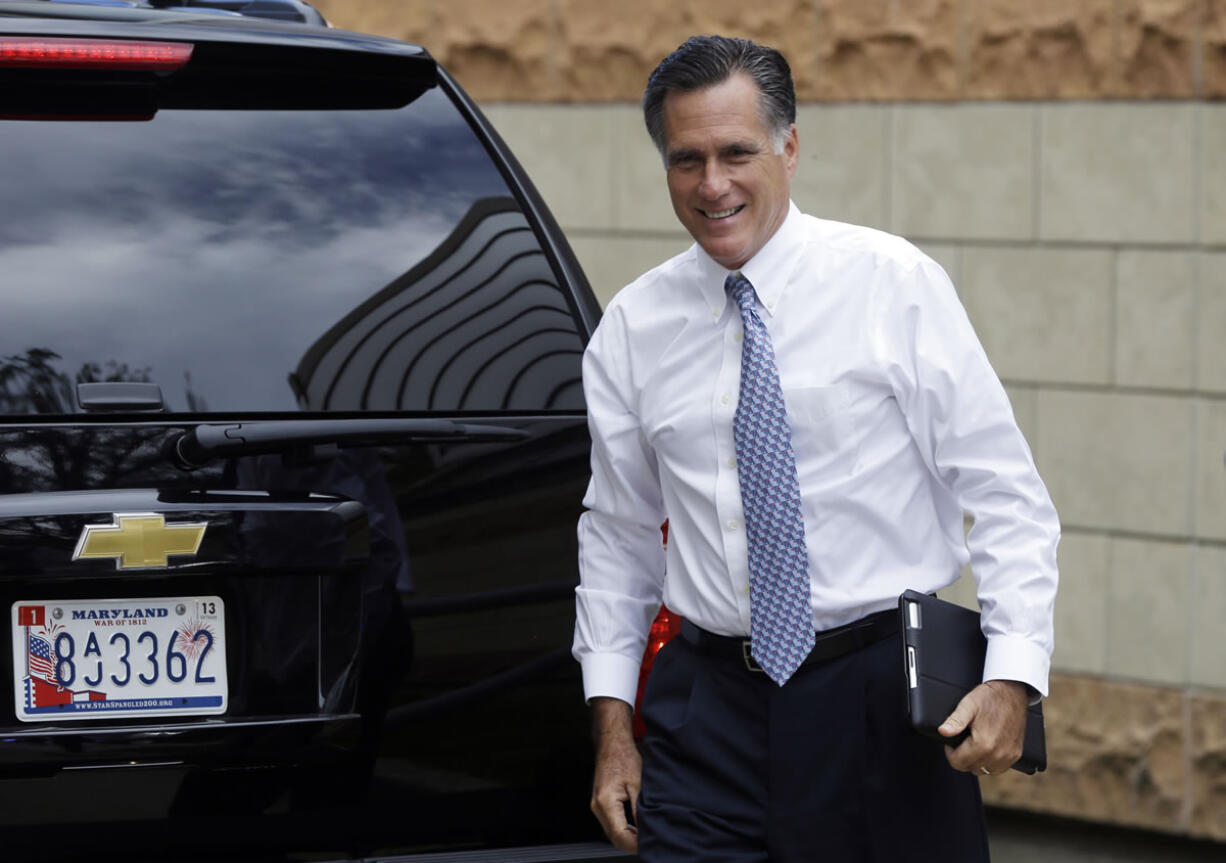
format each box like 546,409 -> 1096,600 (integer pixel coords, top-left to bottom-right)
574,35 -> 1058,862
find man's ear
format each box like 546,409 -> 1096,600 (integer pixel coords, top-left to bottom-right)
783,123 -> 799,178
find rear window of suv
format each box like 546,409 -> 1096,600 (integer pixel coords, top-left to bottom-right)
0,57 -> 585,416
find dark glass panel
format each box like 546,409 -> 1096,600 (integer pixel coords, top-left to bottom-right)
0,89 -> 583,414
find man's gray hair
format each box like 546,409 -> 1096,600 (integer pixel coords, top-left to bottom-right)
643,35 -> 796,157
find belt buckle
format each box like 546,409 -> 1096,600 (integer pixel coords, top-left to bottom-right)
741,641 -> 763,672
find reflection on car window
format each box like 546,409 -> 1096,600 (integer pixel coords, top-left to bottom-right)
0,89 -> 584,415
292,197 -> 582,412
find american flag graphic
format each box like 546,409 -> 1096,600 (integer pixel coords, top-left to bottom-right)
28,633 -> 54,681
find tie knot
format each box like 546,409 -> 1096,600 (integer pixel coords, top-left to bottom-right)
725,273 -> 756,313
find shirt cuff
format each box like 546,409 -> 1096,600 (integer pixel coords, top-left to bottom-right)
580,651 -> 643,707
982,634 -> 1050,699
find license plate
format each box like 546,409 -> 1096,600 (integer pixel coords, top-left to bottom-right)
11,597 -> 227,722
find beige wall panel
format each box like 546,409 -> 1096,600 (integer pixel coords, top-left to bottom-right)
939,566 -> 979,611
1050,532 -> 1109,676
1105,537 -> 1191,686
568,234 -> 693,308
1118,0 -> 1201,99
892,105 -> 1034,241
963,0 -> 1116,99
1039,104 -> 1197,244
1036,390 -> 1193,537
1190,545 -> 1226,690
1194,399 -> 1226,543
612,107 -> 682,234
1203,108 -> 1226,246
1199,253 -> 1226,394
1115,250 -> 1196,390
483,105 -> 618,232
961,247 -> 1113,385
914,242 -> 961,291
793,105 -> 888,231
814,0 -> 959,101
1003,384 -> 1038,454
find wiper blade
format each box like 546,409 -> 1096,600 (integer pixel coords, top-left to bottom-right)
172,418 -> 528,469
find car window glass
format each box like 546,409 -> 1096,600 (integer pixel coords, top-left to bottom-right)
0,88 -> 584,415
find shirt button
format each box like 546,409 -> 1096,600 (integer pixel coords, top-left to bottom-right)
727,457 -> 736,468
735,332 -> 743,342
727,519 -> 739,531
767,300 -> 776,311
720,394 -> 730,405
743,585 -> 751,595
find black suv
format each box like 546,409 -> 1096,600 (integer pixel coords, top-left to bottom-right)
0,2 -> 612,859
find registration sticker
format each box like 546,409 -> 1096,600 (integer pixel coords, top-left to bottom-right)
11,597 -> 227,722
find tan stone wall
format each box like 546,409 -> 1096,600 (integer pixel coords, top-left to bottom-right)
313,0 -> 1226,102
984,674 -> 1226,840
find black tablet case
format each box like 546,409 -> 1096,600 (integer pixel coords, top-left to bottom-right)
899,589 -> 1047,774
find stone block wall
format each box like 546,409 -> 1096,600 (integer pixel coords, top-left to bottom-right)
313,0 -> 1226,845
313,0 -> 1226,102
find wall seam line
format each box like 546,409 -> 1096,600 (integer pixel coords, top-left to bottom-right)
1056,524 -> 1226,549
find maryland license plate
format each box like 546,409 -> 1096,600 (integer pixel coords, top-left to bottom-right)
11,597 -> 227,722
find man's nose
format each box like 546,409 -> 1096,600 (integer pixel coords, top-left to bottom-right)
698,160 -> 731,198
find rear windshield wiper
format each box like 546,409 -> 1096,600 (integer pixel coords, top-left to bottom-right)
172,418 -> 528,469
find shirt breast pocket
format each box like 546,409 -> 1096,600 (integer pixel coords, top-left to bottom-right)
782,384 -> 860,478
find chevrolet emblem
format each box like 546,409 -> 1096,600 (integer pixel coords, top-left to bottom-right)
72,513 -> 207,570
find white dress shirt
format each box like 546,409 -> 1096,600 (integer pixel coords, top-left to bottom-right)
574,202 -> 1059,707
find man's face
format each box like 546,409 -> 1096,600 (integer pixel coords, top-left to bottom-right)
661,73 -> 798,272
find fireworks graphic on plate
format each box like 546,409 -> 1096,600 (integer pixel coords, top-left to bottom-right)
176,618 -> 215,659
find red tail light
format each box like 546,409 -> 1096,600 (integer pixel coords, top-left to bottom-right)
633,521 -> 680,739
632,604 -> 683,740
0,37 -> 193,71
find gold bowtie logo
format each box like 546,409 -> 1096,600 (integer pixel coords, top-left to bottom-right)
73,513 -> 207,570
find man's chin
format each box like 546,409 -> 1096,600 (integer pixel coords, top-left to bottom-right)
697,238 -> 750,271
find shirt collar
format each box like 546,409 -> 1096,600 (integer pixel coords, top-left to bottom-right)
695,200 -> 805,322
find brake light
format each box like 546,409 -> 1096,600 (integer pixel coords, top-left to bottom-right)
632,521 -> 681,739
633,604 -> 683,739
0,37 -> 193,71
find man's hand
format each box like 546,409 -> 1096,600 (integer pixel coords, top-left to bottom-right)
589,697 -> 641,852
938,679 -> 1029,776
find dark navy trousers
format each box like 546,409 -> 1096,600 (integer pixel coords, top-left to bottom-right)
636,630 -> 990,862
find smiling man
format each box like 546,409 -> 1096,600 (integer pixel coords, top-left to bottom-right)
574,36 -> 1059,862
659,71 -> 795,272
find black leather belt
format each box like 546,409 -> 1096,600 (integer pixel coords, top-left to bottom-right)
679,608 -> 899,673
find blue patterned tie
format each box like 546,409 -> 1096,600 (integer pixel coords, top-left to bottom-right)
727,272 -> 815,685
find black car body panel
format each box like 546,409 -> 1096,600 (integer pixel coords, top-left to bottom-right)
0,3 -> 604,858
